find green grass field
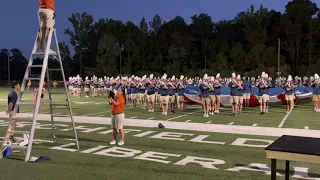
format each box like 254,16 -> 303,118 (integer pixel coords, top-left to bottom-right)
0,87 -> 319,180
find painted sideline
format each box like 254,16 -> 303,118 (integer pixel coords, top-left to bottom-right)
0,112 -> 319,138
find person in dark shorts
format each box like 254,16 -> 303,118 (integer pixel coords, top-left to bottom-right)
6,81 -> 20,143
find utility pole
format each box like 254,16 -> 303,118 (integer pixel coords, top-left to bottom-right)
277,38 -> 281,78
7,52 -> 10,84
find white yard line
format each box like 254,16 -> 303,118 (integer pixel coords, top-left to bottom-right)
206,121 -> 212,124
304,126 -> 309,130
185,120 -> 192,122
167,112 -> 196,121
278,98 -> 300,128
1,112 -> 320,138
84,112 -> 104,116
147,117 -> 154,120
278,112 -> 290,128
252,124 -> 257,127
229,122 -> 234,125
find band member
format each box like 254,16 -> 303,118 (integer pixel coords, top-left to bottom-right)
130,77 -> 139,107
237,75 -> 243,114
84,77 -> 90,98
72,77 -> 77,96
242,77 -> 251,109
226,73 -> 239,116
93,76 -> 99,97
283,75 -> 295,114
126,79 -> 132,106
167,76 -> 176,113
52,80 -> 57,92
138,76 -> 147,109
146,75 -> 156,112
256,72 -> 269,114
310,73 -> 320,112
76,75 -> 82,98
199,74 -> 210,117
214,73 -> 222,113
265,74 -> 271,113
27,80 -> 31,91
177,75 -> 186,111
159,74 -> 169,115
105,77 -> 112,98
68,77 -> 73,94
208,76 -> 215,115
41,86 -> 45,107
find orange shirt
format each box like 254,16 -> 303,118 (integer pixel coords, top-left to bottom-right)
39,0 -> 54,10
111,95 -> 125,114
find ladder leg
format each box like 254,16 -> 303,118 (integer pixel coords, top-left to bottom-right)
25,29 -> 54,162
53,30 -> 79,149
46,69 -> 56,142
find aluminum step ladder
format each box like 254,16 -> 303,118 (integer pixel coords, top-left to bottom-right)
0,28 -> 79,162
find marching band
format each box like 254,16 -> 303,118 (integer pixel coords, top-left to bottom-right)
45,72 -> 320,117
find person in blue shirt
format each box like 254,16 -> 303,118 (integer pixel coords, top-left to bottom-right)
177,75 -> 186,111
84,76 -> 91,98
242,77 -> 252,109
130,78 -> 139,107
168,76 -> 176,113
159,74 -> 169,115
264,74 -> 272,113
255,72 -> 269,115
208,77 -> 215,115
6,81 -> 20,143
226,73 -> 240,116
199,74 -> 210,117
214,73 -> 222,113
311,73 -> 320,112
237,75 -> 244,114
138,76 -> 147,110
283,75 -> 295,114
146,77 -> 156,112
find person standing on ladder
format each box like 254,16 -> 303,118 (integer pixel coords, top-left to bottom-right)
38,0 -> 55,52
5,81 -> 20,143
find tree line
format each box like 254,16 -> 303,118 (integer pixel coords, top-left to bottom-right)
1,0 -> 320,81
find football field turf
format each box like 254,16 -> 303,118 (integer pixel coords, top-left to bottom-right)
0,87 -> 319,180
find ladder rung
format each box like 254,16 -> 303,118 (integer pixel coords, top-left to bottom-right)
3,144 -> 28,150
32,52 -> 58,56
29,65 -> 43,68
25,78 -> 41,81
52,103 -> 68,106
7,130 -> 30,135
49,69 -> 61,71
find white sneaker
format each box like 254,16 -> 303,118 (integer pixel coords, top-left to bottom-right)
118,140 -> 124,146
109,139 -> 116,145
203,114 -> 206,117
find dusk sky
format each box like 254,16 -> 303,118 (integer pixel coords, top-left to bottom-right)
0,0 -> 289,57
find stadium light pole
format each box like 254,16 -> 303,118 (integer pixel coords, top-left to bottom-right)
7,52 -> 10,84
119,44 -> 124,77
277,38 -> 281,78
